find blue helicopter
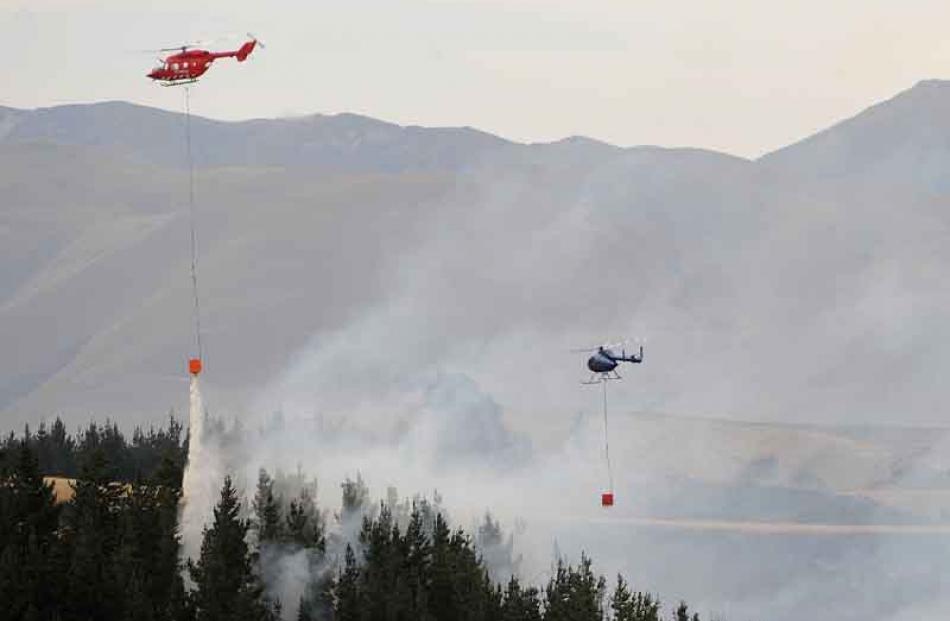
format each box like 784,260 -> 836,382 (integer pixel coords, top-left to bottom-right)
575,342 -> 644,384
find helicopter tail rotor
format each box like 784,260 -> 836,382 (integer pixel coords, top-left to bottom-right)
236,33 -> 264,61
236,41 -> 255,61
247,32 -> 266,49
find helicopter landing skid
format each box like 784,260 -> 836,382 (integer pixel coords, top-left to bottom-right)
161,79 -> 200,87
581,371 -> 622,385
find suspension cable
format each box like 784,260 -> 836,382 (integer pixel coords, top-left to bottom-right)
603,379 -> 614,491
184,86 -> 203,361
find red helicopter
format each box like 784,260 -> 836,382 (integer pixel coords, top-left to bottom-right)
147,35 -> 261,86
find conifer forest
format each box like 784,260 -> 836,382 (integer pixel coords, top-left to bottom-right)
0,419 -> 704,621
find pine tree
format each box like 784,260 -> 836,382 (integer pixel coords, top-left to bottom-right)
62,446 -> 126,621
611,575 -> 659,621
428,513 -> 456,621
674,601 -> 700,621
189,476 -> 278,621
152,451 -> 189,621
112,475 -> 187,621
476,512 -> 519,582
428,513 -> 498,621
0,440 -> 63,620
543,555 -> 606,621
355,505 -> 408,619
253,469 -> 283,546
284,488 -> 325,551
48,417 -> 77,476
333,544 -> 361,621
404,505 -> 432,619
341,474 -> 370,522
500,576 -> 542,621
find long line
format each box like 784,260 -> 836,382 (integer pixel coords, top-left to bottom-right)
184,86 -> 203,360
603,379 -> 613,491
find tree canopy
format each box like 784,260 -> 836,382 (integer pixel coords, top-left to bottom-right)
0,420 -> 710,621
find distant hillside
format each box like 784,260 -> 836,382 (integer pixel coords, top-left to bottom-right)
1,80 -> 949,441
759,79 -> 950,187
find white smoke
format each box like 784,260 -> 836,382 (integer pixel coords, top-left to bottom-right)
259,545 -> 323,620
179,376 -> 226,562
173,361 -> 950,621
170,153 -> 950,621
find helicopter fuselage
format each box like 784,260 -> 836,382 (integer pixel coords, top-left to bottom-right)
147,40 -> 257,85
587,351 -> 619,373
586,347 -> 643,373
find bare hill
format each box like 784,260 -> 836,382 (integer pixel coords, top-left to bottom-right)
2,81 -> 948,455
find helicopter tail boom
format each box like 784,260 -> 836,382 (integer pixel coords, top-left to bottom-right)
208,40 -> 257,62
235,40 -> 256,61
620,346 -> 644,363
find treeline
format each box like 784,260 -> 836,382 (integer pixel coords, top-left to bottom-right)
0,433 -> 187,620
1,416 -> 187,481
1,423 -> 708,621
327,504 -> 690,621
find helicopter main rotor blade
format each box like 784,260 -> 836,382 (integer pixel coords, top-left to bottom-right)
603,337 -> 644,350
153,38 -> 218,53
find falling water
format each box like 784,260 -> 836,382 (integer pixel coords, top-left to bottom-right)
179,375 -> 222,562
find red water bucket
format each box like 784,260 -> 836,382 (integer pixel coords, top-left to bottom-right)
188,358 -> 202,376
601,492 -> 614,507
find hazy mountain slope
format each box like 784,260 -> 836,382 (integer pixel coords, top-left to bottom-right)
0,109 -> 750,423
0,142 -> 458,421
0,142 -> 181,410
2,80 -> 949,440
760,79 -> 950,189
732,81 -> 950,425
4,90 -> 950,621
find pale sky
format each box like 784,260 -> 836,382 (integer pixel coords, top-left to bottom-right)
4,0 -> 950,157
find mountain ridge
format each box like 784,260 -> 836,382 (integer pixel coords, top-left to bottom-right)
11,80 -> 945,165
0,99 -> 752,167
